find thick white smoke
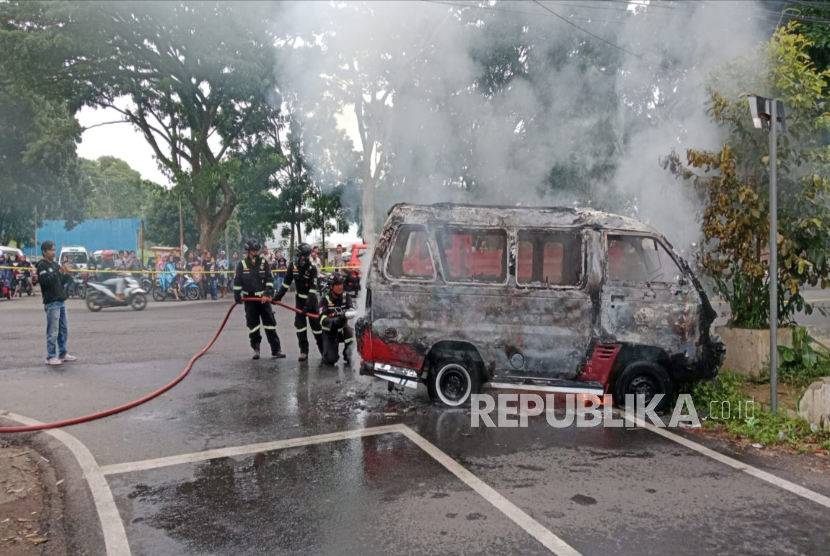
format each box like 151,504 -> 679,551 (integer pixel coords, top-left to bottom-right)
274,1 -> 768,248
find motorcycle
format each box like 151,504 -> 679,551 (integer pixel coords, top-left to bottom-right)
14,272 -> 33,297
64,274 -> 87,299
152,274 -> 200,301
85,275 -> 147,311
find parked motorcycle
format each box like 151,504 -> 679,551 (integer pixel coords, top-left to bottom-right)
14,272 -> 33,297
85,275 -> 147,311
152,274 -> 200,301
64,275 -> 87,299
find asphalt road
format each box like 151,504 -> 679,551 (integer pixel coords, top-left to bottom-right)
2,293 -> 830,556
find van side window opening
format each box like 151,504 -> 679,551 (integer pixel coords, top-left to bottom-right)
436,228 -> 507,283
387,225 -> 434,280
607,235 -> 685,283
517,230 -> 582,286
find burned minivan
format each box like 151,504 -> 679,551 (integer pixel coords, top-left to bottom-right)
357,203 -> 725,407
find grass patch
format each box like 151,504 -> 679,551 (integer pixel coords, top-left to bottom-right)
688,370 -> 830,454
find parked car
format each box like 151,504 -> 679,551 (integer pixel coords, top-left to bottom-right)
357,203 -> 725,408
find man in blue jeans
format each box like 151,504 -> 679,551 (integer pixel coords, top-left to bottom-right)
36,241 -> 76,366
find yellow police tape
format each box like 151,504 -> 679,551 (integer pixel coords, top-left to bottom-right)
0,265 -> 359,274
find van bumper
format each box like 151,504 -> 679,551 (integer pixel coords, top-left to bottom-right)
360,361 -> 420,389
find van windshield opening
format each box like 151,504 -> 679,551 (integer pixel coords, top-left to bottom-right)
62,252 -> 88,265
436,228 -> 507,283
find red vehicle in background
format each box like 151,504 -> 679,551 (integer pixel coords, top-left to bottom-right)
343,243 -> 370,297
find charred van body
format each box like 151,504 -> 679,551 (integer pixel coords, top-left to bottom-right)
357,203 -> 725,408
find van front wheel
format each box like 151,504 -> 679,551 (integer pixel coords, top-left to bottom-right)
428,359 -> 480,407
613,361 -> 673,412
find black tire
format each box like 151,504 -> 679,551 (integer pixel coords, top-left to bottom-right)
186,286 -> 200,301
427,357 -> 480,407
612,361 -> 673,411
86,293 -> 103,312
152,287 -> 165,302
131,293 -> 147,311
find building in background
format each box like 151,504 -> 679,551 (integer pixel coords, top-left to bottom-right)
28,218 -> 143,257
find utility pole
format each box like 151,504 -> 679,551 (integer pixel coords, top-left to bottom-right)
140,219 -> 146,268
748,96 -> 786,415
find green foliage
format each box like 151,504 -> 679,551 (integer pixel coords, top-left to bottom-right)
778,326 -> 830,389
690,370 -> 830,451
79,157 -> 162,219
667,24 -> 830,328
0,1 -> 285,252
144,191 -> 199,250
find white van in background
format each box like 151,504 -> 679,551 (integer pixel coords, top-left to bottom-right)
59,246 -> 90,270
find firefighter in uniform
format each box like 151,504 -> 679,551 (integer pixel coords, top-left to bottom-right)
273,243 -> 322,361
318,273 -> 355,365
233,238 -> 286,360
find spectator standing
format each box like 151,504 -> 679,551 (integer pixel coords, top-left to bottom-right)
0,253 -> 13,299
276,254 -> 287,291
229,251 -> 239,291
36,241 -> 76,365
206,257 -> 218,300
125,251 -> 141,272
217,250 -> 228,299
310,246 -> 322,268
191,257 -> 204,299
332,244 -> 348,275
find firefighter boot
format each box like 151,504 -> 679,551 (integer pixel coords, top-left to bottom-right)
252,347 -> 260,360
298,352 -> 308,362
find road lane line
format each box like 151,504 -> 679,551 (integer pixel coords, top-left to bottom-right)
100,424 -> 405,475
1,411 -> 131,556
621,411 -> 830,510
399,425 -> 582,556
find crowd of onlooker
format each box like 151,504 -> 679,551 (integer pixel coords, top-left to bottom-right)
2,242 -> 354,302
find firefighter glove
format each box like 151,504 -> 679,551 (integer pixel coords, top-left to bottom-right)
234,292 -> 243,304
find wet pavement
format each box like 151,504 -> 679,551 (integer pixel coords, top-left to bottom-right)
2,294 -> 830,555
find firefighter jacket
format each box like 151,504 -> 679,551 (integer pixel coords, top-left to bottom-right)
279,262 -> 319,308
319,291 -> 354,331
233,255 -> 275,298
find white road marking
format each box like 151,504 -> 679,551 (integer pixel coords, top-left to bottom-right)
100,424 -> 405,475
1,412 -> 131,556
103,423 -> 580,555
621,411 -> 830,510
398,425 -> 583,556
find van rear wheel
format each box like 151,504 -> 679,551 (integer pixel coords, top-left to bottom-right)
428,358 -> 480,407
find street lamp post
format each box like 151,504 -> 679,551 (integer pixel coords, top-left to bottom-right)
748,95 -> 786,415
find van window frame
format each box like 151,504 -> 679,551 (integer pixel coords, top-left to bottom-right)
434,226 -> 509,286
383,224 -> 437,283
604,231 -> 689,286
514,227 -> 586,290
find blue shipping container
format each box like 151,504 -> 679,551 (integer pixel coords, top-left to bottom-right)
28,218 -> 142,257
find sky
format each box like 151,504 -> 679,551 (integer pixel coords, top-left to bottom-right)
76,104 -> 172,187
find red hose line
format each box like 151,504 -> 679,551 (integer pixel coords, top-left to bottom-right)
0,297 -> 315,434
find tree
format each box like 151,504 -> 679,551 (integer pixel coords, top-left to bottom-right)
144,190 -> 199,249
664,23 -> 830,328
79,156 -> 161,219
0,83 -> 85,246
1,1 -> 284,252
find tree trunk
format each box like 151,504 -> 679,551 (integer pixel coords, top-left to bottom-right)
362,160 -> 376,244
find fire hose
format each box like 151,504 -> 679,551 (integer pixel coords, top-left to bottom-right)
0,298 -> 319,434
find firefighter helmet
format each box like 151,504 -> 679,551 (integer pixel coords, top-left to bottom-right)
296,243 -> 313,257
244,238 -> 261,253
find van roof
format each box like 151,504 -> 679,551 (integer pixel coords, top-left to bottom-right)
387,203 -> 657,234
61,246 -> 86,250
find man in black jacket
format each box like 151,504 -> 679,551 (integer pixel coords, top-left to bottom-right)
233,238 -> 285,360
36,241 -> 76,366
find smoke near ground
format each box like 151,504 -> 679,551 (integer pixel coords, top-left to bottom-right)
275,1 -> 768,248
